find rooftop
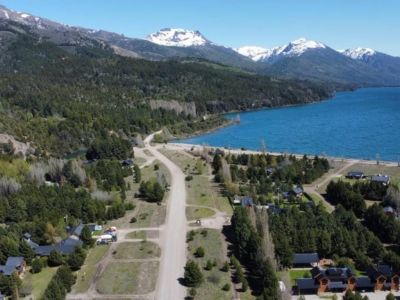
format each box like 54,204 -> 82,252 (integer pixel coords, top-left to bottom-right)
293,253 -> 319,265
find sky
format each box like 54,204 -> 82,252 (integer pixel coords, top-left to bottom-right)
1,0 -> 400,56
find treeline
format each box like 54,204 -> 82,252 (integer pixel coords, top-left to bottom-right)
43,266 -> 76,300
0,21 -> 332,155
364,204 -> 400,244
269,204 -> 400,272
326,180 -> 389,217
231,207 -> 280,299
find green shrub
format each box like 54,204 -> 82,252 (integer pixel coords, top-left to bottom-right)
194,247 -> 205,258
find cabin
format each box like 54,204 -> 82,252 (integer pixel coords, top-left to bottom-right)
346,171 -> 365,179
296,264 -> 399,295
0,257 -> 26,276
296,266 -> 357,294
367,264 -> 400,291
371,174 -> 390,185
292,253 -> 319,268
290,187 -> 304,197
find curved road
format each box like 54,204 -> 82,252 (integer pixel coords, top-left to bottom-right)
145,133 -> 187,300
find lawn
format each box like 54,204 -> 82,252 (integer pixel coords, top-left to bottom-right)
186,206 -> 216,221
96,261 -> 159,294
283,269 -> 311,286
22,266 -> 58,299
187,229 -> 232,300
113,241 -> 161,259
72,244 -> 110,293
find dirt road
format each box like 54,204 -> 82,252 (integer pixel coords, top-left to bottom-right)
145,133 -> 187,300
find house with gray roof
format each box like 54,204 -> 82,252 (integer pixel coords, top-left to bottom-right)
0,257 -> 26,276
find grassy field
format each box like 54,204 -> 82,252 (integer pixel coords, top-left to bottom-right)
113,241 -> 161,259
96,261 -> 159,294
22,266 -> 58,299
73,244 -> 110,293
159,149 -> 232,215
129,203 -> 166,228
186,206 -> 216,221
187,229 -> 232,300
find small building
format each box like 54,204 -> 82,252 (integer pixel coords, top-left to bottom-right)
22,233 -> 39,250
122,159 -> 134,167
232,195 -> 254,207
346,171 -> 365,179
291,187 -> 304,197
265,168 -> 275,176
371,174 -> 390,185
383,206 -> 395,215
266,204 -> 283,214
293,253 -> 319,268
88,224 -> 103,234
0,257 -> 26,276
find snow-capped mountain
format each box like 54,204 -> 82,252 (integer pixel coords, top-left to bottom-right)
147,28 -> 210,47
234,46 -> 272,61
235,38 -> 326,63
339,48 -> 377,62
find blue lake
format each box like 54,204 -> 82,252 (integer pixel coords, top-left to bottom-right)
178,87 -> 400,162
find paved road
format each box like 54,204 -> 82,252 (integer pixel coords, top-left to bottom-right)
145,133 -> 187,300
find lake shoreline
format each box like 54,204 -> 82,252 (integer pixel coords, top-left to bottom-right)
166,142 -> 400,167
174,87 -> 400,162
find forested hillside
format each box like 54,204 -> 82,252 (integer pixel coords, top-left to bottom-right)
0,20 -> 332,156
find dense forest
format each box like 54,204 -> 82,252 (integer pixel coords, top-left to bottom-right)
0,20 -> 332,156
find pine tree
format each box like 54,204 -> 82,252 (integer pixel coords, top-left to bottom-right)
260,259 -> 279,300
80,225 -> 94,247
55,266 -> 76,292
386,293 -> 395,300
48,250 -> 63,267
133,164 -> 141,183
184,260 -> 203,287
18,240 -> 35,263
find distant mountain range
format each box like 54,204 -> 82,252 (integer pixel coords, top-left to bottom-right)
0,4 -> 399,87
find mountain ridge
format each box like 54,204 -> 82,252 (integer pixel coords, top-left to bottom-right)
0,4 -> 399,87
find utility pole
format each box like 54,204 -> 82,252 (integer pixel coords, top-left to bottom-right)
260,138 -> 267,155
376,153 -> 380,166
